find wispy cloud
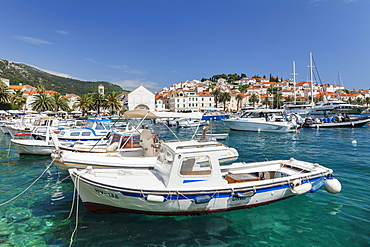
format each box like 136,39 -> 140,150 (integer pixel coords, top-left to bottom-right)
56,30 -> 69,35
12,36 -> 52,45
83,58 -> 100,64
114,79 -> 159,91
42,69 -> 74,78
108,64 -> 147,75
27,64 -> 75,78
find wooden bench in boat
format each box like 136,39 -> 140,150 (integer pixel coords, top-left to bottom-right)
225,173 -> 259,183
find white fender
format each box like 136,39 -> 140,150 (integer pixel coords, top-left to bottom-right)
290,179 -> 312,195
146,195 -> 165,202
291,183 -> 312,195
325,177 -> 342,194
106,142 -> 119,151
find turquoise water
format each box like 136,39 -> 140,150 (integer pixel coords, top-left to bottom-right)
0,124 -> 369,246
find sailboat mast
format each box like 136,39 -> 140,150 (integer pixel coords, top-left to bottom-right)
338,69 -> 342,100
292,61 -> 297,104
309,52 -> 314,105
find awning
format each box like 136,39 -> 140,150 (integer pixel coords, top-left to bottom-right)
123,110 -> 159,119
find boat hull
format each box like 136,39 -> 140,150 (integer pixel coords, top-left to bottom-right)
52,151 -> 157,170
52,148 -> 238,170
223,119 -> 297,132
201,115 -> 229,120
69,170 -> 327,215
303,117 -> 370,128
10,139 -> 55,155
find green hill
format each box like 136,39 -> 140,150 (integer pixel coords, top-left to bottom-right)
0,59 -> 128,95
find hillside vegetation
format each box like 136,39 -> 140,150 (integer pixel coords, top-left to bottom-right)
0,59 -> 127,95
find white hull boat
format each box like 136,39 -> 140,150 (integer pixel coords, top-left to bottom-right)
223,109 -> 299,133
195,133 -> 228,140
11,138 -> 55,155
10,130 -> 56,155
57,118 -> 111,142
69,139 -> 340,215
53,133 -> 238,170
177,119 -> 206,128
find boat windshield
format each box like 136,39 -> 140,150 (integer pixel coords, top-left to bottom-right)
156,147 -> 175,173
86,121 -> 111,130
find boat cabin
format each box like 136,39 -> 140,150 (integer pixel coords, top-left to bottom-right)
153,140 -> 229,188
240,109 -> 286,122
58,118 -> 112,141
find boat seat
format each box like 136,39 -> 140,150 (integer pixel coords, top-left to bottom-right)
225,173 -> 259,184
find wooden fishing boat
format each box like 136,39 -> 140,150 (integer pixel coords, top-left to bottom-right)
69,138 -> 341,215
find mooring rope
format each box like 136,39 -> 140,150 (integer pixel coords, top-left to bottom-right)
0,158 -> 54,206
0,175 -> 71,195
69,174 -> 81,247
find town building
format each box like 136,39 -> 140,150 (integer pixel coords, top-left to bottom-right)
127,85 -> 155,111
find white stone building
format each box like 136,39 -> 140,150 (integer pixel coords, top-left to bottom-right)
127,85 -> 155,111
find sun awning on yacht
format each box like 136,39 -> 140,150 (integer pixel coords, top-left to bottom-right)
123,110 -> 159,119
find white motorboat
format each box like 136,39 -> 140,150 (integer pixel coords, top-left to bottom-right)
154,110 -> 203,119
69,138 -> 341,215
6,115 -> 38,138
177,118 -> 206,128
52,128 -> 150,170
10,130 -> 55,155
57,118 -> 111,142
52,126 -> 238,170
195,133 -> 228,140
222,109 -> 300,133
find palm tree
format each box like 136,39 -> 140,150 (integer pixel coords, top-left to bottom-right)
261,96 -> 271,109
0,82 -> 10,104
211,89 -> 221,109
30,93 -> 55,111
36,84 -> 45,94
365,97 -> 370,106
235,94 -> 243,112
105,91 -> 122,115
73,94 -> 92,116
91,93 -> 106,115
285,96 -> 293,104
219,92 -> 231,111
52,92 -> 70,111
12,89 -> 27,110
249,93 -> 259,107
355,98 -> 364,105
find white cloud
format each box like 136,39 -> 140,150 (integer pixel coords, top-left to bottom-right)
57,30 -> 69,35
27,64 -> 75,78
41,69 -> 74,78
83,58 -> 100,64
12,36 -> 52,45
114,79 -> 159,91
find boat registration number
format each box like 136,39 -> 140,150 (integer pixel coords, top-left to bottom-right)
95,188 -> 119,199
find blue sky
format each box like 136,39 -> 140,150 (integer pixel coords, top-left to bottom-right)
1,0 -> 369,92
